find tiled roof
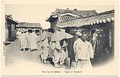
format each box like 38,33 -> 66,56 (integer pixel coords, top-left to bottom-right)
59,15 -> 77,22
57,10 -> 114,28
17,22 -> 41,28
52,9 -> 97,18
47,8 -> 97,22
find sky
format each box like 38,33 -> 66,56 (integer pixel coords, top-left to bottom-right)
5,4 -> 114,29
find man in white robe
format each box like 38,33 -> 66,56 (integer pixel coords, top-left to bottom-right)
19,30 -> 27,51
73,32 -> 94,69
25,30 -> 30,50
29,29 -> 38,51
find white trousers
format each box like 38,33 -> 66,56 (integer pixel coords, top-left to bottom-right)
53,50 -> 60,64
20,40 -> 27,49
76,59 -> 92,69
59,51 -> 66,65
41,49 -> 48,60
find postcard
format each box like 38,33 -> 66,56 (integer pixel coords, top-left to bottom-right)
1,0 -> 119,75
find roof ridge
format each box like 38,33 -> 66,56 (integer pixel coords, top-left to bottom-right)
54,8 -> 97,17
56,8 -> 96,11
98,10 -> 114,15
19,22 -> 40,24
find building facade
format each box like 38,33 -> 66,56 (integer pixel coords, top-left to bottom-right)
58,10 -> 114,56
46,8 -> 97,31
16,22 -> 41,33
5,15 -> 18,42
47,9 -> 114,64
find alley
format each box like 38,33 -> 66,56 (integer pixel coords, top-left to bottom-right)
5,39 -> 54,68
5,38 -> 113,67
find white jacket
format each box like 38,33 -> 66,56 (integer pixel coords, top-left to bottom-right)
73,38 -> 94,60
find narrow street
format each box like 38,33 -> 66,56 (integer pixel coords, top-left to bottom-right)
4,39 -> 113,68
3,38 -> 114,75
4,39 -> 71,75
5,39 -> 54,68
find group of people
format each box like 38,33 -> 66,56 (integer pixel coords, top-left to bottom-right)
16,28 -> 95,69
39,29 -> 70,68
16,29 -> 38,51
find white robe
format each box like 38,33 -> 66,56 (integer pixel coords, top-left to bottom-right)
26,32 -> 30,48
19,33 -> 27,49
29,32 -> 37,50
73,38 -> 94,68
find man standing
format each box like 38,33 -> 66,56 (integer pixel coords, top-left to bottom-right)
73,32 -> 94,69
29,29 -> 38,51
19,29 -> 27,51
26,30 -> 30,50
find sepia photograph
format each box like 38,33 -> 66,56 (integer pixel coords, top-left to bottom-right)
1,0 -> 119,75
